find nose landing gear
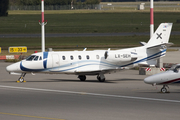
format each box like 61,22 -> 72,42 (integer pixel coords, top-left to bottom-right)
17,73 -> 26,83
161,85 -> 169,93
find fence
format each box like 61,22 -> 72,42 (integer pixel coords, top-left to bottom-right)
9,2 -> 180,11
9,4 -> 101,10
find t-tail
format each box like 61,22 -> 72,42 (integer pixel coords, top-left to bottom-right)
146,23 -> 173,48
139,23 -> 173,66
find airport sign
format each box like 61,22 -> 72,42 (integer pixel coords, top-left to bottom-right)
9,46 -> 27,53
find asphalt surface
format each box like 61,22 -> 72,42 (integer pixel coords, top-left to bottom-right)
163,50 -> 180,63
0,31 -> 180,38
1,51 -> 180,120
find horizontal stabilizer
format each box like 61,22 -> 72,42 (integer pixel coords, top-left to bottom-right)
140,42 -> 147,46
147,43 -> 174,50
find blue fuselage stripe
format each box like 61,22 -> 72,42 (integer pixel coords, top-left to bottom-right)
43,52 -> 48,69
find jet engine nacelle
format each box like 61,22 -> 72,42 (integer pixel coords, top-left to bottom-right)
104,51 -> 137,63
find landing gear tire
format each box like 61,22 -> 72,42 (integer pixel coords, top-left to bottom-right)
97,75 -> 105,82
78,75 -> 86,81
17,73 -> 26,83
161,85 -> 169,93
161,87 -> 167,93
19,77 -> 24,83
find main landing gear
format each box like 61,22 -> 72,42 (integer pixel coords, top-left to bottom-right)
97,74 -> 105,82
161,85 -> 169,93
78,74 -> 106,82
17,73 -> 26,83
78,75 -> 86,81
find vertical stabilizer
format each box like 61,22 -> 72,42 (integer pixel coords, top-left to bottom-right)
146,23 -> 173,48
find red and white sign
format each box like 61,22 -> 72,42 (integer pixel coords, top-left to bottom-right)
145,68 -> 151,71
0,55 -> 19,60
160,68 -> 166,71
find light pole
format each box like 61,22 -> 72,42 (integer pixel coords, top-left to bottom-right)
39,0 -> 47,52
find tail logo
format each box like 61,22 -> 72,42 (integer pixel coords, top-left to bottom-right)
156,33 -> 162,39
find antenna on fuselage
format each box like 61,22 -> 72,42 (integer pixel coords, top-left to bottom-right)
39,0 -> 47,52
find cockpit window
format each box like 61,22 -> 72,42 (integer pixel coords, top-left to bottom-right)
39,56 -> 42,60
168,65 -> 176,71
34,56 -> 39,61
168,65 -> 180,73
26,55 -> 36,61
174,65 -> 180,72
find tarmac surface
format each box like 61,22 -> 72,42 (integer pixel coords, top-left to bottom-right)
0,51 -> 180,120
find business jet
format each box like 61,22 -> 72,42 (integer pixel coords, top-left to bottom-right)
6,23 -> 173,83
144,64 -> 180,93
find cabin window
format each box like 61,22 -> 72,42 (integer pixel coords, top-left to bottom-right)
39,56 -> 42,60
70,55 -> 73,60
78,55 -> 82,60
26,55 -> 36,61
96,55 -> 99,59
62,56 -> 66,60
86,55 -> 90,60
34,56 -> 39,61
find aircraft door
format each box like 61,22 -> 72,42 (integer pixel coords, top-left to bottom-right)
51,54 -> 60,71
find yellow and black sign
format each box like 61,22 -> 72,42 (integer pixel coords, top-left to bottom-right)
0,47 -> 1,53
9,47 -> 27,53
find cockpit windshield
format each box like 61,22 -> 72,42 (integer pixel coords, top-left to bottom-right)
26,55 -> 42,61
34,56 -> 39,61
168,64 -> 180,72
26,55 -> 36,61
168,65 -> 176,71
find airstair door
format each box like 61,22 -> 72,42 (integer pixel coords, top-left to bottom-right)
51,54 -> 60,71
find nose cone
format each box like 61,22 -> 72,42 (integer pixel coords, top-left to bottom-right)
144,77 -> 152,84
144,73 -> 163,85
6,62 -> 21,72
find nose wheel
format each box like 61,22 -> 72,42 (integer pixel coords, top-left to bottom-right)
161,85 -> 169,93
17,73 -> 26,83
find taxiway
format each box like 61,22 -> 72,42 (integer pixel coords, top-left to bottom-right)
0,51 -> 180,120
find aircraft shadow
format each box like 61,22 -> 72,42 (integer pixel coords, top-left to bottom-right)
43,78 -> 142,83
139,91 -> 180,94
1,79 -> 113,83
43,79 -> 115,83
112,78 -> 143,82
1,78 -> 142,83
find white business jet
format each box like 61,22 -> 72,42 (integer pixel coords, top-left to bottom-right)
6,23 -> 173,83
144,64 -> 180,93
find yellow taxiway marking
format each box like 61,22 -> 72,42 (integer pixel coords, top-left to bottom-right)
0,112 -> 65,120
